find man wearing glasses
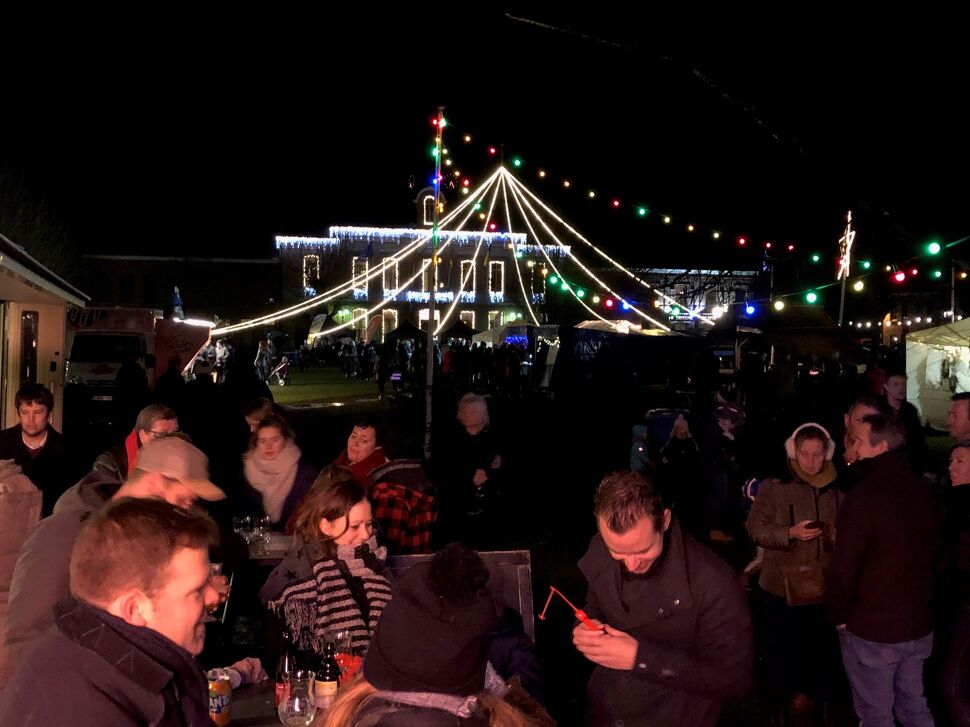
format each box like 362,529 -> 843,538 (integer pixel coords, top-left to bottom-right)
93,404 -> 180,481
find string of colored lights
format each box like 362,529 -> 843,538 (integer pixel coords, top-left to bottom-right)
433,177 -> 504,334
212,170 -> 502,335
500,174 -> 542,326
503,169 -> 714,325
505,168 -> 670,332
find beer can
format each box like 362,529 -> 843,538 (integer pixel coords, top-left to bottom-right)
207,671 -> 232,726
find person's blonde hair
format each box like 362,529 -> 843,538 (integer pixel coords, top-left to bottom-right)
321,676 -> 531,727
457,393 -> 489,426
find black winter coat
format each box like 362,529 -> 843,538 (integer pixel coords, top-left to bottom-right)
0,598 -> 211,727
578,518 -> 752,726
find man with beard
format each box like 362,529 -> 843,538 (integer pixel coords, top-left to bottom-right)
572,470 -> 752,726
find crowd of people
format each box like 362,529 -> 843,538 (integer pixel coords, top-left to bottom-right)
0,340 -> 968,726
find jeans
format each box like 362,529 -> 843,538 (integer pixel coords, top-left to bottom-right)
838,629 -> 935,727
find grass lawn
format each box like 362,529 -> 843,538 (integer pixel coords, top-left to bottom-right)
270,366 -> 382,405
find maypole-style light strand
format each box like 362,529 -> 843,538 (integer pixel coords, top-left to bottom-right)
500,173 -> 542,326
306,174 -> 505,339
212,170 -> 504,334
505,169 -> 672,332
434,177 -> 504,334
505,170 -> 713,325
504,170 -> 628,330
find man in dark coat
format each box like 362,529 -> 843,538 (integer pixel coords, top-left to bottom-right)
0,382 -> 69,515
826,413 -> 943,726
572,470 -> 752,726
0,498 -> 220,726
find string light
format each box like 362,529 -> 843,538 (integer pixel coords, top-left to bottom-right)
505,170 -> 707,325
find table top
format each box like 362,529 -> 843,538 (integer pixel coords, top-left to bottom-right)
230,680 -> 328,726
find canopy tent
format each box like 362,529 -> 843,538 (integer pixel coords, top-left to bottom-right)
575,320 -> 681,336
706,306 -> 859,359
384,320 -> 424,340
441,319 -> 479,340
905,318 -> 970,429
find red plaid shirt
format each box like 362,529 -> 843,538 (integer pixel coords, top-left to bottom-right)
370,482 -> 437,555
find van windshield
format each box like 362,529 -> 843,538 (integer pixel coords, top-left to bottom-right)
70,334 -> 144,363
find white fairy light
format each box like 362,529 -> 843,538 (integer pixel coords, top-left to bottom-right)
504,170 -> 708,325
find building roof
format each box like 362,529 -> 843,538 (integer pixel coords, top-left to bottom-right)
0,232 -> 89,306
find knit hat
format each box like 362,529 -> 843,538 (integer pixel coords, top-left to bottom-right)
364,545 -> 497,695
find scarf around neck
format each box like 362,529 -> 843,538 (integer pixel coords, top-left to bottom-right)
788,458 -> 837,489
245,439 -> 301,522
377,662 -> 509,718
266,535 -> 391,655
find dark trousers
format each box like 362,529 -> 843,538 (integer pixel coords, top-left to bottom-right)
762,590 -> 841,705
941,606 -> 970,727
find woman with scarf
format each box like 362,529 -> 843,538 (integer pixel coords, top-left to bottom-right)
331,414 -> 389,488
260,467 -> 391,656
243,414 -> 317,532
746,422 -> 845,726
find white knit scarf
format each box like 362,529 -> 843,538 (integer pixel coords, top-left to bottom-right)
244,439 -> 301,522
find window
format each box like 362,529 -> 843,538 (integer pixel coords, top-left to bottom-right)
418,308 -> 441,331
488,311 -> 502,330
460,310 -> 475,330
302,255 -> 320,289
352,259 -> 368,295
488,261 -> 504,295
422,258 -> 434,292
382,258 -> 399,294
422,195 -> 435,226
382,309 -> 399,340
353,308 -> 368,340
460,260 -> 476,294
20,311 -> 39,384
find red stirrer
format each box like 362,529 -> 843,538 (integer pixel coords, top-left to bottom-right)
538,586 -> 602,631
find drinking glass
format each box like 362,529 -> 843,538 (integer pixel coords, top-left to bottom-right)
277,670 -> 316,725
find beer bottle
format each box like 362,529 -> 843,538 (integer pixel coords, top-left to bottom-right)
313,641 -> 341,711
275,628 -> 296,707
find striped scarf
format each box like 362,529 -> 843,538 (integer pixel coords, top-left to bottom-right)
266,536 -> 391,655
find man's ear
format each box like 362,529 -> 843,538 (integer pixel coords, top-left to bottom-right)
662,508 -> 673,533
108,590 -> 150,628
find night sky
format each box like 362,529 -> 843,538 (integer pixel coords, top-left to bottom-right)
3,11 -> 967,280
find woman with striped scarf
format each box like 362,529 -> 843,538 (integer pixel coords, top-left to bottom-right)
259,467 -> 392,655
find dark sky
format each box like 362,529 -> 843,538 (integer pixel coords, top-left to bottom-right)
3,10 -> 967,274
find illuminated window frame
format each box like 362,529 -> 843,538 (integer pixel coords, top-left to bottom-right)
422,258 -> 433,292
460,310 -> 475,330
382,258 -> 399,294
488,310 -> 502,330
302,254 -> 320,289
352,259 -> 368,295
422,195 -> 435,226
382,309 -> 398,340
460,260 -> 476,295
488,261 -> 505,296
353,308 -> 367,340
418,308 -> 441,331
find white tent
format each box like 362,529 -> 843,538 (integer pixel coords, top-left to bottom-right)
906,318 -> 970,429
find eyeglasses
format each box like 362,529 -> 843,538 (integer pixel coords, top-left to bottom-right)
146,428 -> 179,438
